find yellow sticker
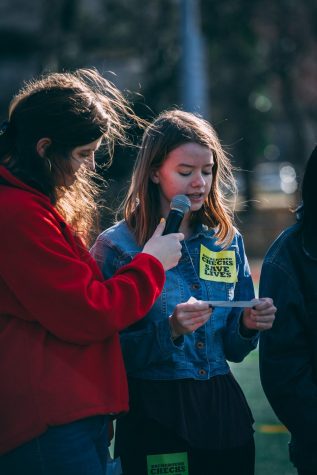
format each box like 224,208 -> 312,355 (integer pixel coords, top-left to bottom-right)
199,245 -> 238,283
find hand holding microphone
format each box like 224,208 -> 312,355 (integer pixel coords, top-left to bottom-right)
142,195 -> 191,270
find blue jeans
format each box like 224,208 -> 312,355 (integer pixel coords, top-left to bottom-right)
0,415 -> 110,475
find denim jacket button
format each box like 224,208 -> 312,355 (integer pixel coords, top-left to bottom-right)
198,368 -> 206,376
192,283 -> 199,290
196,341 -> 204,349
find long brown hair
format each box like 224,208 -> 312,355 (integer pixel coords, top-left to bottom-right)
124,109 -> 237,248
0,68 -> 142,245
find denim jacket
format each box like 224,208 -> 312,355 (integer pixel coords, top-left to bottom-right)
259,215 -> 317,470
91,221 -> 258,381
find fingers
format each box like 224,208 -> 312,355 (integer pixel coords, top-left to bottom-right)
167,232 -> 184,242
177,301 -> 211,313
252,319 -> 274,330
180,314 -> 210,333
171,301 -> 212,335
152,220 -> 184,241
183,312 -> 211,326
191,314 -> 211,328
252,298 -> 276,319
243,297 -> 276,332
253,297 -> 275,311
247,312 -> 275,331
252,307 -> 276,318
175,309 -> 211,324
152,219 -> 166,237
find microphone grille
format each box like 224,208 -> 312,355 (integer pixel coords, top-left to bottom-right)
170,194 -> 191,214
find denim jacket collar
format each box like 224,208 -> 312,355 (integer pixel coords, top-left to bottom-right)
187,223 -> 216,241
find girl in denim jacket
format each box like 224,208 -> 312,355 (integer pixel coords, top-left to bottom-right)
91,110 -> 276,475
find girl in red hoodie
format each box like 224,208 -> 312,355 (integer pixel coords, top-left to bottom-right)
0,68 -> 183,475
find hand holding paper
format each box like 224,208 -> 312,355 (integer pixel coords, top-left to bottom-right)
169,297 -> 212,339
241,297 -> 276,331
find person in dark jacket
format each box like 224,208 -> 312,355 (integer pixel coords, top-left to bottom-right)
259,145 -> 317,475
0,68 -> 183,475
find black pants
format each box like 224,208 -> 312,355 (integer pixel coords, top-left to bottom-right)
115,412 -> 255,475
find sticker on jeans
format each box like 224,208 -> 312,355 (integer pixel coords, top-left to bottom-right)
199,245 -> 238,283
147,452 -> 188,474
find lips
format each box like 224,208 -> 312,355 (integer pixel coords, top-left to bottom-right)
188,193 -> 204,201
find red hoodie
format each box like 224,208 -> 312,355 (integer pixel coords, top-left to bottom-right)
0,166 -> 165,454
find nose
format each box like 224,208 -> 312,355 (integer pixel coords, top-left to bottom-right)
191,173 -> 206,187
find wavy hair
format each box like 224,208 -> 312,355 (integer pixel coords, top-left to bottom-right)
0,68 -> 142,245
123,109 -> 237,247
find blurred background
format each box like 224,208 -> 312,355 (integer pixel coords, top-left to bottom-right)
0,0 -> 317,258
1,0 -> 317,256
1,1 -> 316,473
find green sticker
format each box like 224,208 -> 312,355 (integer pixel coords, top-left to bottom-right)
147,452 -> 188,474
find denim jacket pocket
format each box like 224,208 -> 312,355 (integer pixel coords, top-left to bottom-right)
153,287 -> 191,369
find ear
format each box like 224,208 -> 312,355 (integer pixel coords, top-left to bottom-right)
150,168 -> 160,184
36,138 -> 52,158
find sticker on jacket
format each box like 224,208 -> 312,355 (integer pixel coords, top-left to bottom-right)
199,245 -> 238,283
147,452 -> 188,474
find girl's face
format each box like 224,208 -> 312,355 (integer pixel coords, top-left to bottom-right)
151,142 -> 214,218
64,137 -> 103,187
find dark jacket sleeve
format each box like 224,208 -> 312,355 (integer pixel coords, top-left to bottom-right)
222,232 -> 258,362
259,261 -> 317,444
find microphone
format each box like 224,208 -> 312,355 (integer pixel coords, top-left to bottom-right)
162,194 -> 191,235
